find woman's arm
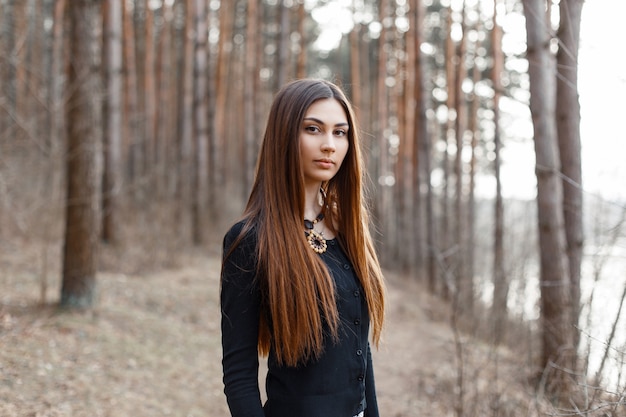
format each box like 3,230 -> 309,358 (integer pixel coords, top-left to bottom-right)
364,343 -> 379,417
221,224 -> 265,417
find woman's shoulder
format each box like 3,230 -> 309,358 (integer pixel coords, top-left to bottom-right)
223,219 -> 258,254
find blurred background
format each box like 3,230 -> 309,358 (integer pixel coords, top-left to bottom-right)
0,0 -> 625,415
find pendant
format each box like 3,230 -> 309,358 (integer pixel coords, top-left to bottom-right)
306,229 -> 327,254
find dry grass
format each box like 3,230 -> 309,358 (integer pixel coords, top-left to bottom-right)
1,234 -> 622,416
0,238 -> 227,417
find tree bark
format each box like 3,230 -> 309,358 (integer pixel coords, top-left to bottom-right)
102,0 -> 123,244
398,0 -> 415,273
130,0 -> 146,185
175,0 -> 195,242
61,0 -> 103,309
409,0 -> 435,291
491,0 -> 508,345
275,1 -> 290,90
122,0 -> 141,191
441,5 -> 456,300
155,2 -> 175,197
23,0 -> 41,145
296,2 -> 306,79
349,1 -> 361,117
556,0 -> 584,353
375,0 -> 392,264
522,0 -> 574,399
454,4 -> 471,315
143,2 -> 157,182
212,0 -> 233,193
192,0 -> 209,245
0,0 -> 17,145
243,0 -> 259,197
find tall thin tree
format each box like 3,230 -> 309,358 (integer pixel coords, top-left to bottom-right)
491,0 -> 507,345
410,0 -> 435,291
102,0 -> 123,244
441,4 -> 456,299
212,0 -> 234,195
243,0 -> 259,196
192,0 -> 209,245
61,0 -> 103,309
176,0 -> 195,241
122,0 -> 140,183
556,0 -> 584,353
454,3 -> 472,314
375,0 -> 392,263
0,0 -> 17,145
144,2 -> 157,180
275,1 -> 291,90
522,0 -> 574,399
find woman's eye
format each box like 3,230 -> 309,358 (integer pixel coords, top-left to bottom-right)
334,129 -> 347,137
305,125 -> 320,133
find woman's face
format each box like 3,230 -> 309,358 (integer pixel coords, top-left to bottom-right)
299,98 -> 350,188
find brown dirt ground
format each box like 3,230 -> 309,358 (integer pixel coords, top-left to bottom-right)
0,236 -> 612,417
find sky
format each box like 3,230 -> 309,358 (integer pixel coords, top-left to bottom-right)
578,0 -> 626,203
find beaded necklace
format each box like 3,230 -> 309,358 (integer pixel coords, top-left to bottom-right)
304,212 -> 327,254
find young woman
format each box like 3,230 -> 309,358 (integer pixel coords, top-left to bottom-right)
220,78 -> 386,417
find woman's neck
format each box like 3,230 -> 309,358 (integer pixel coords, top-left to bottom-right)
303,183 -> 323,221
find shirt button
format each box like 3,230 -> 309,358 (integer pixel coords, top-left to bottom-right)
356,349 -> 363,356
343,264 -> 350,270
354,319 -> 360,325
353,290 -> 360,297
357,374 -> 364,381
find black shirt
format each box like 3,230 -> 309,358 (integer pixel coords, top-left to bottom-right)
221,221 -> 379,417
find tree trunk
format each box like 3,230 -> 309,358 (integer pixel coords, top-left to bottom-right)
556,0 -> 584,354
441,5 -> 456,300
50,0 -> 66,153
398,1 -> 415,273
349,1 -> 361,116
155,2 -> 175,197
212,0 -> 233,193
409,0 -> 434,291
43,0 -> 64,154
454,4 -> 471,315
275,1 -> 290,90
375,0 -> 391,264
192,0 -> 209,245
467,54 -> 480,326
23,0 -> 41,146
296,2 -> 306,79
131,0 -> 146,186
206,3 -> 219,218
176,0 -> 195,242
0,0 -> 17,146
144,2 -> 157,184
522,0 -> 574,400
102,0 -> 123,244
122,0 -> 140,185
243,0 -> 258,197
491,0 -> 507,345
61,0 -> 103,309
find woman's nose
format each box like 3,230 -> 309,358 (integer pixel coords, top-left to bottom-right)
320,134 -> 336,152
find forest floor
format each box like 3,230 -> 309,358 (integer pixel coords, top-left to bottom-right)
0,235 -> 605,417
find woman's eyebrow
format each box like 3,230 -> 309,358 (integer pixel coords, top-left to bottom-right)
303,117 -> 349,127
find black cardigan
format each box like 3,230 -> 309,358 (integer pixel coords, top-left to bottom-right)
220,221 -> 379,417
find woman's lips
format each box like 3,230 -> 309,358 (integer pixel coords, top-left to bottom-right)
314,159 -> 334,169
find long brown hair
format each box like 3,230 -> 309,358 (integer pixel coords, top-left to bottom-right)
229,78 -> 385,367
